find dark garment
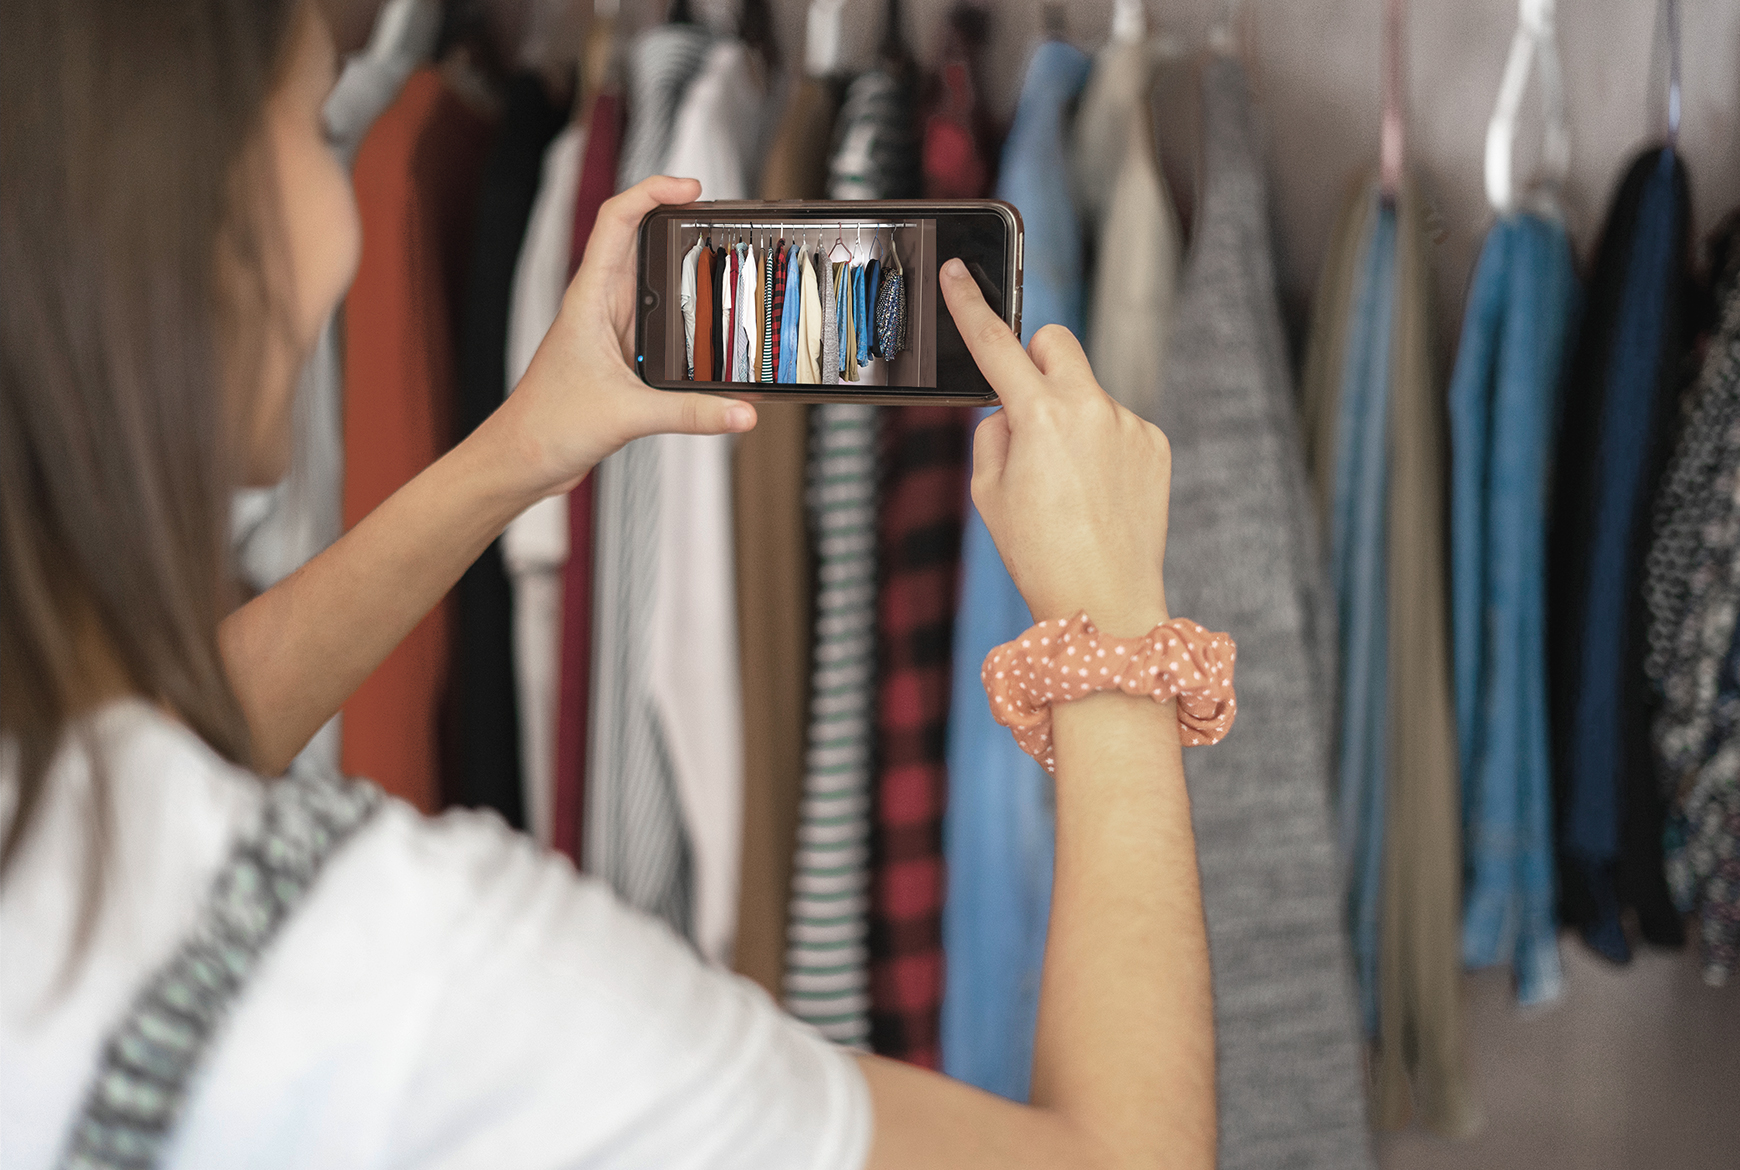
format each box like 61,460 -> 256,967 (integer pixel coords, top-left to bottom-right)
866,261 -> 881,362
451,73 -> 566,828
552,90 -> 623,863
1548,146 -> 1692,961
871,405 -> 968,1069
712,244 -> 727,381
694,245 -> 716,383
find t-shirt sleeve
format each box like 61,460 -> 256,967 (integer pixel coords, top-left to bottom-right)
230,800 -> 872,1170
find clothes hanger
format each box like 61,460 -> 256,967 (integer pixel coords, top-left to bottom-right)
1379,0 -> 1405,201
1111,0 -> 1145,45
830,225 -> 853,262
1665,0 -> 1682,146
805,0 -> 847,79
1484,0 -> 1568,215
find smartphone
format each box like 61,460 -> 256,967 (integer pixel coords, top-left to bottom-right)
635,199 -> 1022,406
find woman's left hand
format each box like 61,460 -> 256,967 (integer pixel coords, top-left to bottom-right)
487,175 -> 756,500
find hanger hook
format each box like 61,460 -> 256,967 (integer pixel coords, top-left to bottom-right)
1666,0 -> 1681,143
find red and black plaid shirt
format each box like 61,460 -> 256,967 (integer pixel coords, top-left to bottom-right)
871,405 -> 969,1067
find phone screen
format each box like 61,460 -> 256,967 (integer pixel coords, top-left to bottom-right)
636,201 -> 1019,404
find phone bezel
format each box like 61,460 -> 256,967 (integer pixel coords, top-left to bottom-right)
635,199 -> 1022,407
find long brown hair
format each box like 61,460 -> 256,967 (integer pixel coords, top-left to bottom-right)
0,0 -> 302,880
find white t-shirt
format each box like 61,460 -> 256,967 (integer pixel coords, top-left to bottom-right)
0,702 -> 871,1169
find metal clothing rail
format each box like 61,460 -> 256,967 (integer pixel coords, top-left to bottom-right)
678,221 -> 921,229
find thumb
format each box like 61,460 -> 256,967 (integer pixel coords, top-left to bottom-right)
622,387 -> 758,440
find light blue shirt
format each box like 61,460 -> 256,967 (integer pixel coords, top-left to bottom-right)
941,39 -> 1089,1103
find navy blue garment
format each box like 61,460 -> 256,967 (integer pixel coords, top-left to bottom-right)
941,39 -> 1088,1104
1448,213 -> 1577,1004
1548,147 -> 1692,962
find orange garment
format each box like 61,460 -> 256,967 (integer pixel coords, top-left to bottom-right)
342,68 -> 495,809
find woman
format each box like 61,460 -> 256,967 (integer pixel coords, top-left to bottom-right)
0,3 -> 1215,1167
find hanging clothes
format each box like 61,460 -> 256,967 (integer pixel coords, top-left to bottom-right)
585,24 -> 713,940
680,238 -> 702,378
874,244 -> 907,359
798,249 -> 824,383
735,241 -> 759,382
502,123 -> 584,847
452,73 -> 566,830
782,61 -> 914,1047
1447,211 -> 1577,1005
1645,215 -> 1740,986
760,77 -> 836,205
941,39 -> 1089,1104
820,250 -> 840,386
1071,30 -> 1180,419
867,19 -> 984,1070
777,244 -> 803,383
636,35 -> 759,965
341,67 -> 495,811
1301,171 -> 1471,1135
761,241 -> 777,381
852,261 -> 870,369
834,260 -> 857,382
229,2 -> 433,777
724,243 -> 739,379
614,23 -> 713,193
732,76 -> 837,1001
551,90 -> 621,865
1152,58 -> 1372,1169
771,241 -> 789,378
920,5 -> 993,200
694,241 -> 717,382
1548,146 -> 1692,963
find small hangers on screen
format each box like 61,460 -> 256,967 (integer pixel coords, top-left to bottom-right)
1484,0 -> 1569,214
1379,0 -> 1406,201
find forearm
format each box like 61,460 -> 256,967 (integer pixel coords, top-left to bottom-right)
1034,688 -> 1216,1168
859,677 -> 1216,1170
219,410 -> 550,773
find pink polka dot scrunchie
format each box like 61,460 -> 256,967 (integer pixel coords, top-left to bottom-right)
981,611 -> 1238,774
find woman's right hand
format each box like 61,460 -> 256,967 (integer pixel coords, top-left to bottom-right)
939,257 -> 1173,639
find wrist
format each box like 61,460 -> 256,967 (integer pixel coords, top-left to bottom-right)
449,407 -> 557,531
1032,587 -> 1168,640
471,392 -> 587,511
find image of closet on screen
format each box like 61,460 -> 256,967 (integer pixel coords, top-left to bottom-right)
665,218 -> 938,389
